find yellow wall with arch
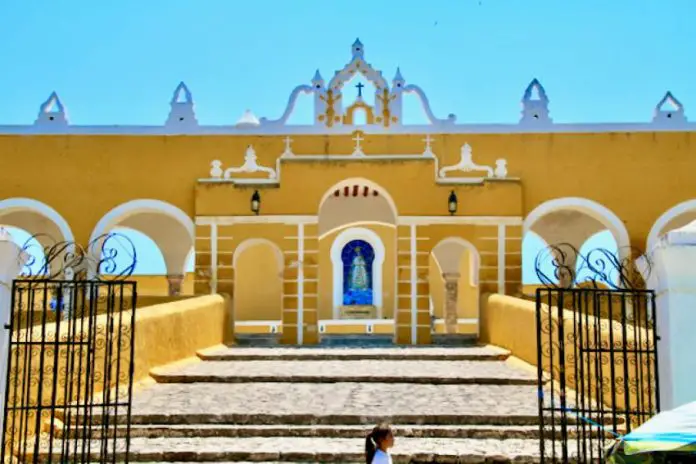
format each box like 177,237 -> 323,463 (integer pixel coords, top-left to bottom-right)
233,240 -> 283,321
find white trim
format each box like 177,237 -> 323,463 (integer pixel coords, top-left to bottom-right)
90,199 -> 194,245
210,222 -> 218,294
231,238 -> 284,269
196,215 -> 522,227
0,197 -> 75,243
523,197 -> 630,252
318,318 -> 394,325
498,224 -> 506,294
330,226 -> 386,319
399,216 -> 522,226
196,215 -> 317,226
647,199 -> 696,252
319,221 -> 396,241
234,320 -> 282,326
410,224 -> 417,344
297,224 -> 305,345
3,122 -> 696,136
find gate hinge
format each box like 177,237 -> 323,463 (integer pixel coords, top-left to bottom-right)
3,324 -> 10,330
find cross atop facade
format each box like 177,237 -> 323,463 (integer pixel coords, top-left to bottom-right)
422,134 -> 435,157
355,82 -> 365,98
283,136 -> 294,156
352,132 -> 365,156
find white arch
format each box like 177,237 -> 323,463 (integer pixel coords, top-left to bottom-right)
523,197 -> 631,252
647,199 -> 696,252
0,197 -> 74,243
431,237 -> 481,286
318,177 -> 399,218
330,226 -> 386,319
89,199 -> 195,245
232,238 -> 284,270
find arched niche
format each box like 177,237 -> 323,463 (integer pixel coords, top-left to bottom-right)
232,238 -> 284,322
329,227 -> 385,319
647,199 -> 696,251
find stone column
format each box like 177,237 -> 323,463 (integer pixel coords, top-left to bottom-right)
167,274 -> 185,296
0,230 -> 28,434
443,272 -> 460,334
643,220 -> 696,409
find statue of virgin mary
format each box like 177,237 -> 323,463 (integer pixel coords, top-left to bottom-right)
348,247 -> 370,293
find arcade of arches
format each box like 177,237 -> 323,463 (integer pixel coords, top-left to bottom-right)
2,40 -> 696,344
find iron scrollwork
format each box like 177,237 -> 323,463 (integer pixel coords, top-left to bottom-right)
534,242 -> 653,290
18,231 -> 138,281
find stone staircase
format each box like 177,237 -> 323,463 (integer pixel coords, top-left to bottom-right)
49,345 -> 590,463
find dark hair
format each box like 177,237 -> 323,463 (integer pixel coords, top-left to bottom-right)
365,423 -> 392,464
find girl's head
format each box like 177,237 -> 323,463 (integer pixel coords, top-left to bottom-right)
365,423 -> 394,463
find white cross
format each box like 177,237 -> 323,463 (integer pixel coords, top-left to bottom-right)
283,136 -> 294,156
422,134 -> 435,157
352,132 -> 365,156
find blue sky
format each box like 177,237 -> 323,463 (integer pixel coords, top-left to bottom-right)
1,0 -> 691,279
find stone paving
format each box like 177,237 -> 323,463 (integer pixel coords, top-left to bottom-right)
129,382 -> 540,425
105,345 -> 575,462
151,359 -> 536,385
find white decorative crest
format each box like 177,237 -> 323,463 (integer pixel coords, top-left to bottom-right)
222,145 -> 277,179
210,160 -> 223,179
166,82 -> 198,128
34,92 -> 68,126
439,144 -> 508,181
520,79 -> 552,124
653,91 -> 687,124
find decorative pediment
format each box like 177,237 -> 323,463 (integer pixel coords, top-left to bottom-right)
165,82 -> 198,129
438,144 -> 509,184
209,145 -> 277,184
261,39 -> 456,130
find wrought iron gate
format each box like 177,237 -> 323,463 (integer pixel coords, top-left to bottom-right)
534,244 -> 660,463
1,234 -> 138,463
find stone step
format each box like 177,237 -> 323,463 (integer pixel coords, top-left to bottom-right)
198,345 -> 510,362
319,334 -> 395,347
124,382 -> 543,426
234,335 -> 280,347
151,360 -> 536,385
72,423 -> 612,440
36,436 -> 585,463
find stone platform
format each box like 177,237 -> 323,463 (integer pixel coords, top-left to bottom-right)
50,346 -> 588,463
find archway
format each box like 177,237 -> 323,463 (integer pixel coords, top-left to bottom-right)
0,198 -> 74,277
232,239 -> 283,333
429,238 -> 481,335
647,199 -> 696,251
523,197 -> 629,287
89,199 -> 194,294
317,178 -> 397,335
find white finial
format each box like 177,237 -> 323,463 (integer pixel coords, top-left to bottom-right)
653,91 -> 687,124
422,134 -> 435,157
166,81 -> 198,127
352,132 -> 365,157
282,136 -> 294,157
312,69 -> 324,85
35,91 -> 68,126
520,79 -> 552,124
236,109 -> 261,127
393,67 -> 405,88
210,160 -> 223,179
352,38 -> 364,59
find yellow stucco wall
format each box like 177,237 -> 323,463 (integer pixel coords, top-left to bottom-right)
2,132 -> 695,249
131,273 -> 195,295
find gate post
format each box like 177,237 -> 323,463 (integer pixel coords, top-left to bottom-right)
643,220 -> 696,409
0,230 -> 28,434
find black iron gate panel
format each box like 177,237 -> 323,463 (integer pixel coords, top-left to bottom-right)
534,244 -> 660,463
0,234 -> 138,463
